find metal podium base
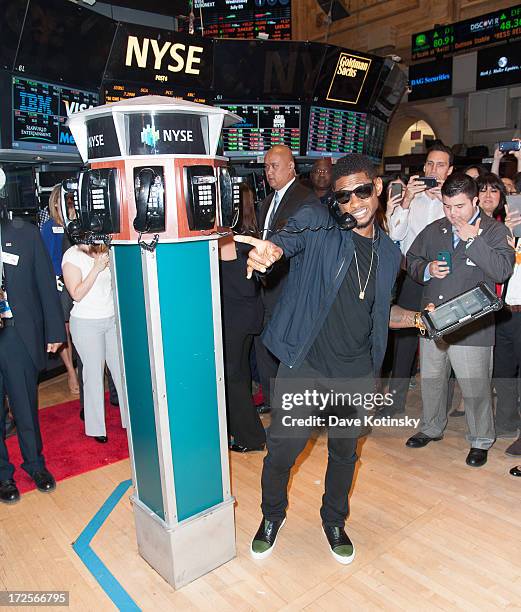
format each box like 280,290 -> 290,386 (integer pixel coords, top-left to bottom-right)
131,495 -> 236,589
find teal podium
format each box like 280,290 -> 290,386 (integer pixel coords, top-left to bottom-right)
66,97 -> 241,588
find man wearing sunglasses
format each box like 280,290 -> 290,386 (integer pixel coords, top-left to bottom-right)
235,154 -> 405,565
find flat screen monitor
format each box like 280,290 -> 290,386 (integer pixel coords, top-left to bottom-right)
12,76 -> 99,153
14,0 -> 116,88
2,167 -> 37,210
217,103 -> 300,158
306,106 -> 367,158
408,57 -> 453,101
180,0 -> 291,40
312,46 -> 383,110
369,60 -> 407,122
476,40 -> 521,90
363,115 -> 387,163
213,40 -> 325,102
0,0 -> 27,71
103,82 -> 210,106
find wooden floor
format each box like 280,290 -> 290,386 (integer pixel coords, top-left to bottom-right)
0,375 -> 520,611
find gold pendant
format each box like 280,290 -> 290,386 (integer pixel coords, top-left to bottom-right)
359,291 -> 365,300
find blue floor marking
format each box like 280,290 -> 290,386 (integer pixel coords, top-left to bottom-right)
73,479 -> 141,611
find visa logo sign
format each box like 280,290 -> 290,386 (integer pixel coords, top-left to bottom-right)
63,100 -> 94,117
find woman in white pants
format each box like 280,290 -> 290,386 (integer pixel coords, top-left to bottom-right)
62,245 -> 125,443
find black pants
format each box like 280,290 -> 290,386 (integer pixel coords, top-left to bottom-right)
0,327 -> 45,480
388,274 -> 423,413
254,309 -> 280,408
493,309 -> 521,434
223,315 -> 265,448
261,360 -> 363,527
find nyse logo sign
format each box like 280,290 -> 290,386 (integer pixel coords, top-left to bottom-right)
125,36 -> 204,80
129,114 -> 205,155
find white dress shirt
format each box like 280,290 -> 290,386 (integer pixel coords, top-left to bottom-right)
388,191 -> 445,255
262,177 -> 296,239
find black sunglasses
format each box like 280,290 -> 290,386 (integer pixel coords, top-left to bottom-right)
334,182 -> 374,205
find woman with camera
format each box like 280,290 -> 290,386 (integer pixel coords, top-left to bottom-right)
62,243 -> 125,443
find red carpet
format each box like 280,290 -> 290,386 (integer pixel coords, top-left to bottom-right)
6,394 -> 129,493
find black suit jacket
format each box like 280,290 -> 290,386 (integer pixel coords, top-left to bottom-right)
1,218 -> 66,370
258,179 -> 319,312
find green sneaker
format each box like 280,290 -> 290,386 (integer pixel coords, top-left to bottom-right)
251,517 -> 286,559
323,525 -> 355,565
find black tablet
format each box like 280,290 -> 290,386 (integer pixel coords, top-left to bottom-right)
420,283 -> 503,340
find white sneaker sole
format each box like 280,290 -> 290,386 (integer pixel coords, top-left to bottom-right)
324,532 -> 356,565
250,518 -> 286,560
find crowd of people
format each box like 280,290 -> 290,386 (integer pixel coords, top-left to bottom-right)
1,138 -> 519,567
222,141 -> 521,562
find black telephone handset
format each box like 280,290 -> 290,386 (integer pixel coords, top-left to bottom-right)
326,194 -> 358,231
184,165 -> 217,230
79,168 -> 120,235
133,167 -> 166,233
218,167 -> 241,228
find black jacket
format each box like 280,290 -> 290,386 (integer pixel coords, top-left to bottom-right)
1,218 -> 66,370
407,212 -> 514,346
263,203 -> 401,374
257,180 -> 319,313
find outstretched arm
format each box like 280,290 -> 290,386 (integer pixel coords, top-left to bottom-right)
234,235 -> 284,279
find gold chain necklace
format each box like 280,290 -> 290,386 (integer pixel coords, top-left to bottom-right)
353,228 -> 375,300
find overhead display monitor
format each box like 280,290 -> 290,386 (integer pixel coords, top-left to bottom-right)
363,115 -> 387,163
0,0 -> 27,71
14,0 -> 117,88
369,60 -> 407,123
477,40 -> 521,90
12,76 -> 99,153
180,0 -> 291,40
408,58 -> 453,102
411,3 -> 521,60
313,46 -> 383,110
306,106 -> 366,158
104,22 -> 213,91
213,40 -> 325,103
103,82 -> 210,106
217,103 -> 300,157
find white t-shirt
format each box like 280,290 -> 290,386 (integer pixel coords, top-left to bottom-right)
62,246 -> 114,319
388,191 -> 445,255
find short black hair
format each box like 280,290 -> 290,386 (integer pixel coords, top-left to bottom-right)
441,172 -> 478,200
463,163 -> 487,178
332,153 -> 377,185
426,142 -> 454,167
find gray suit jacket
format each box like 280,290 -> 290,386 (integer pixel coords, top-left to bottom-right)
407,212 -> 514,346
